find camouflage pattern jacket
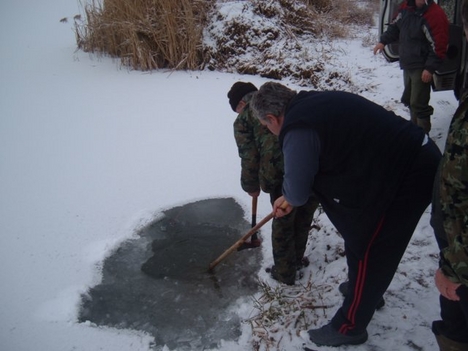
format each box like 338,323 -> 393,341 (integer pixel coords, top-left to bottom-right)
233,103 -> 283,194
438,97 -> 468,286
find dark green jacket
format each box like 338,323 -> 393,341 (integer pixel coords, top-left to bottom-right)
233,103 -> 283,194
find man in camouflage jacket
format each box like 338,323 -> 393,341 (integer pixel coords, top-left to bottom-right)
430,28 -> 468,349
228,82 -> 318,285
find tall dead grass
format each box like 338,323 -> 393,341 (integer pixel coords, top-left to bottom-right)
74,0 -> 213,70
305,0 -> 377,38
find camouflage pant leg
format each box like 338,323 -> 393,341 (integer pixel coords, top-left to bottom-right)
271,214 -> 297,282
293,196 -> 319,260
271,196 -> 319,282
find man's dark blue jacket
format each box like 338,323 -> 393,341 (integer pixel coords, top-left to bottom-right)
279,91 -> 426,245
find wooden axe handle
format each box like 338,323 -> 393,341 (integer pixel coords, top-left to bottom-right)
208,212 -> 274,271
252,195 -> 258,223
208,200 -> 289,271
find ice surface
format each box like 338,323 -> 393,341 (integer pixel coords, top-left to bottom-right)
78,198 -> 262,350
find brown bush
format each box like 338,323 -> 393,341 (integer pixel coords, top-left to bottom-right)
303,0 -> 377,37
74,0 -> 213,70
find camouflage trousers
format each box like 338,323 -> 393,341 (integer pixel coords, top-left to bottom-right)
270,189 -> 319,284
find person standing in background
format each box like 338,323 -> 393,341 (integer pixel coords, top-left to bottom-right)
374,0 -> 449,133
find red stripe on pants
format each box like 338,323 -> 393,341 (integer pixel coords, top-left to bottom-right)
339,216 -> 385,334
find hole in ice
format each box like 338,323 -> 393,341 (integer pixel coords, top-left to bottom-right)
78,197 -> 262,350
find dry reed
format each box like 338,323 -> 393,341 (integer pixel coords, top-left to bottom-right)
247,280 -> 332,351
74,0 -> 213,70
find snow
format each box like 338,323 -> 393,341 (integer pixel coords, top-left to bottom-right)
0,0 -> 460,351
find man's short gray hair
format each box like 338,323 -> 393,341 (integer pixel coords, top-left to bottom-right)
250,82 -> 297,122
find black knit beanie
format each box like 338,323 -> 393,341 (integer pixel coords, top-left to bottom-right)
227,82 -> 258,112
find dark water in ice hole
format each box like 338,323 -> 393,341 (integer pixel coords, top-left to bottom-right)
78,198 -> 262,350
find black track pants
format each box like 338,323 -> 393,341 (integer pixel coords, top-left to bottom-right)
331,139 -> 441,335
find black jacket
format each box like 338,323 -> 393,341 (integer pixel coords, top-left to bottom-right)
380,0 -> 449,73
279,91 -> 425,241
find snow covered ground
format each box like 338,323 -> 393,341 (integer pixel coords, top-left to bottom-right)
0,0 -> 460,350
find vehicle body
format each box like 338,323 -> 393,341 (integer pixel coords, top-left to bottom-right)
378,0 -> 466,99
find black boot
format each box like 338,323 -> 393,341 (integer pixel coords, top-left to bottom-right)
434,332 -> 468,351
266,266 -> 295,285
307,322 -> 368,346
433,320 -> 468,351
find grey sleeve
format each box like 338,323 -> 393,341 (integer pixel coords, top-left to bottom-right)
282,128 -> 320,207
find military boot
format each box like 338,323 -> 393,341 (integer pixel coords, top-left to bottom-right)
266,266 -> 295,285
435,333 -> 468,351
433,320 -> 468,351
